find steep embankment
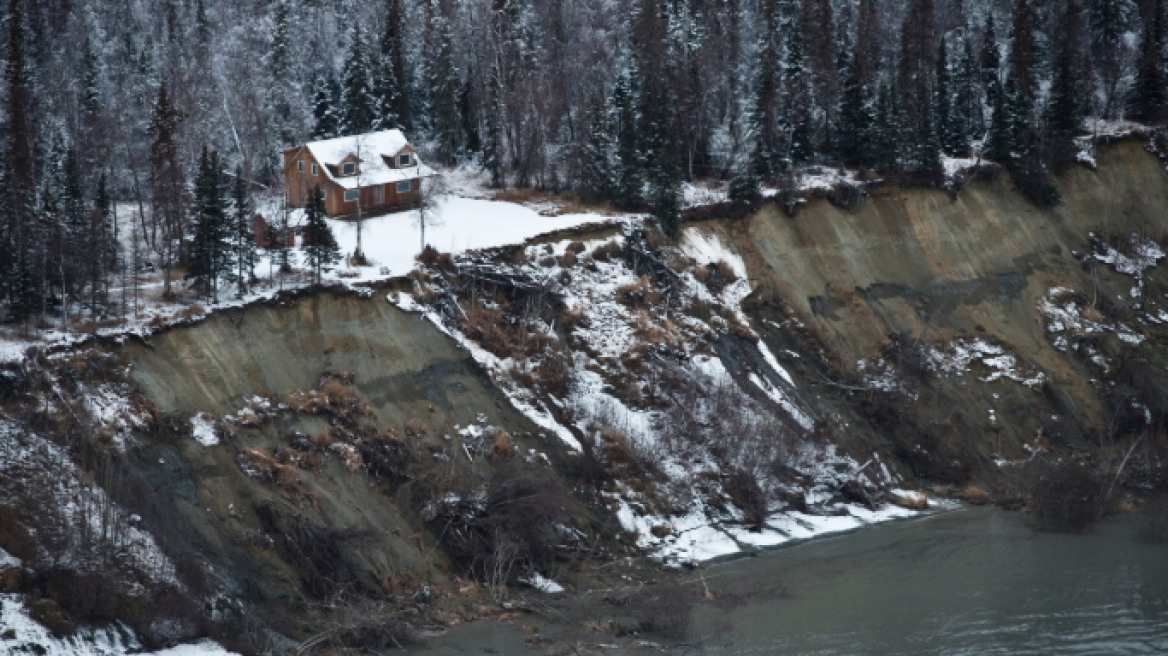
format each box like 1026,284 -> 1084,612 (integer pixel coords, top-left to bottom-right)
728,138 -> 1168,475
120,292 -> 579,649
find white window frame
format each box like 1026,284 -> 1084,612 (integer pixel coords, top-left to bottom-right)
396,181 -> 412,193
398,154 -> 411,167
342,162 -> 356,176
297,160 -> 304,173
344,189 -> 359,202
311,163 -> 318,175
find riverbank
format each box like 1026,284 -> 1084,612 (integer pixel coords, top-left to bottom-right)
415,507 -> 1168,655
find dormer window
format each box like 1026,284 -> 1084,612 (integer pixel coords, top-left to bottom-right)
399,154 -> 411,167
298,161 -> 304,173
342,162 -> 356,176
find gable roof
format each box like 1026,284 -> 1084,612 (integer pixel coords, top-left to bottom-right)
299,129 -> 435,190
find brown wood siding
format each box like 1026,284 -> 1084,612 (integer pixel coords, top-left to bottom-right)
283,149 -> 331,209
284,146 -> 420,217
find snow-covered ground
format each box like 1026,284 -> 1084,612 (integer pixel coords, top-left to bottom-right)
0,591 -> 237,656
320,197 -> 616,283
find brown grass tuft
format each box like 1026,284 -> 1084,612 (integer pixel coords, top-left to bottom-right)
957,486 -> 989,505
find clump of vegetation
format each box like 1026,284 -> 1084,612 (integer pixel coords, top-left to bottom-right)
1028,458 -> 1104,533
615,275 -> 662,309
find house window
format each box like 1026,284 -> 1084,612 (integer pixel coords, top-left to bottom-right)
298,160 -> 304,173
311,163 -> 318,175
320,188 -> 326,200
343,162 -> 356,175
397,181 -> 412,193
399,154 -> 411,167
344,190 -> 359,202
373,186 -> 382,202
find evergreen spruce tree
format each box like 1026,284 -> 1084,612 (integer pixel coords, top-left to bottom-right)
953,35 -> 977,149
1092,0 -> 1138,117
1008,0 -> 1038,100
836,48 -> 872,167
577,94 -> 614,202
612,74 -> 644,210
748,8 -> 781,179
783,14 -> 815,165
382,0 -> 412,131
913,91 -> 941,173
429,20 -> 462,165
231,167 -> 256,294
648,110 -> 683,238
303,186 -> 341,284
80,38 -> 101,124
4,0 -> 39,325
1045,0 -> 1087,167
980,14 -> 1002,114
312,72 -> 342,140
459,74 -> 481,156
1127,0 -> 1167,122
934,37 -> 961,158
482,64 -> 504,187
341,24 -> 376,135
985,74 -> 1014,160
870,82 -> 900,172
187,148 -> 230,303
90,171 -> 115,327
61,149 -> 88,306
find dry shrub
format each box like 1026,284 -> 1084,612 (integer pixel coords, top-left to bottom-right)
592,240 -> 621,262
534,352 -> 572,397
682,298 -> 713,323
311,429 -> 334,449
27,596 -> 76,636
461,304 -> 516,358
693,264 -> 710,284
632,312 -> 682,351
558,251 -> 578,268
626,580 -> 694,640
600,427 -> 635,470
238,447 -> 299,486
1028,459 -> 1103,533
254,504 -> 377,597
493,187 -> 542,204
566,241 -> 586,254
238,411 -> 260,427
956,486 -> 989,505
417,245 -> 455,270
615,275 -> 662,309
725,469 -> 768,528
331,444 -> 364,472
406,420 -> 428,437
561,305 -> 588,330
539,256 -> 556,268
491,430 -> 514,460
890,489 -> 929,510
1084,306 -> 1104,323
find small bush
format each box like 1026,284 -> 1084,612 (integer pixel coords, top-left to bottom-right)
1029,459 -> 1103,533
566,241 -> 586,254
627,580 -> 695,639
558,251 -> 578,268
534,352 -> 572,397
592,240 -> 621,262
725,469 -> 767,529
615,275 -> 661,309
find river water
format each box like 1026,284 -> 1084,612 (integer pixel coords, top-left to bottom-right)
417,507 -> 1168,655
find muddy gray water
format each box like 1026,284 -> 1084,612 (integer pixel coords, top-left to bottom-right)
415,507 -> 1168,655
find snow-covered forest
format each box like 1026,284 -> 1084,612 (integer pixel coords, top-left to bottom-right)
0,0 -> 1166,327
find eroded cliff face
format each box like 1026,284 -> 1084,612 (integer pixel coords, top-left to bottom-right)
118,293 -> 580,649
729,138 -> 1168,479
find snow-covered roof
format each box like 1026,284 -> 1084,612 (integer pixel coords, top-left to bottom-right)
301,129 -> 435,190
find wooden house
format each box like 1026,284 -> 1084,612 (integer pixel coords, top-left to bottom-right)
282,129 -> 434,217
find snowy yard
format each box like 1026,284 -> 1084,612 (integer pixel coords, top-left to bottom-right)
321,197 -> 616,283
